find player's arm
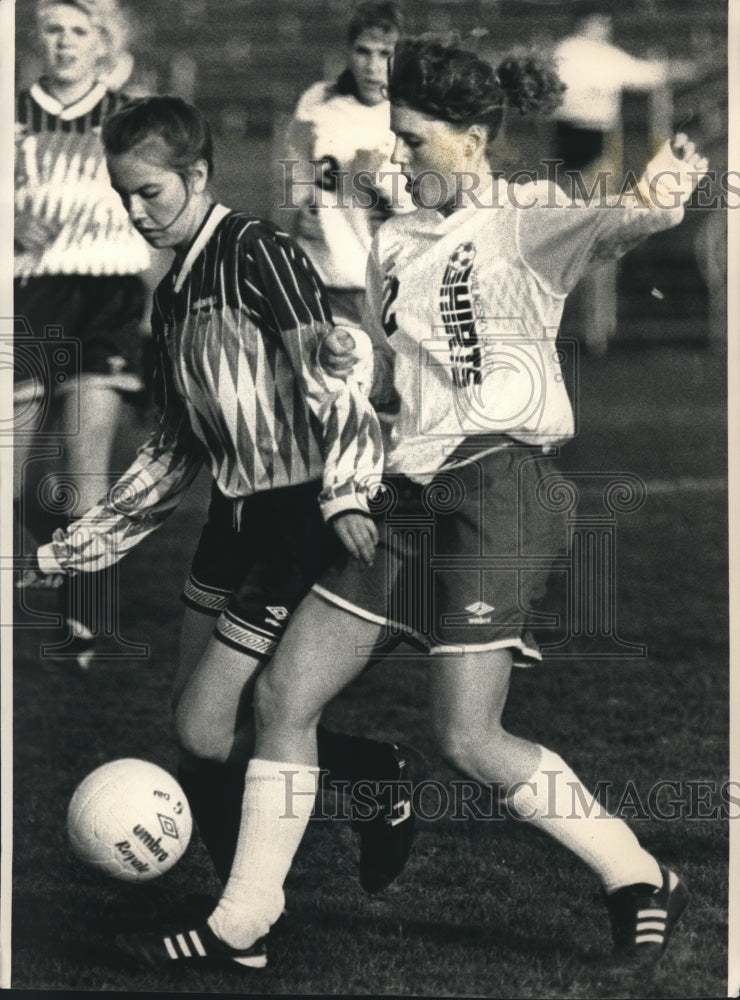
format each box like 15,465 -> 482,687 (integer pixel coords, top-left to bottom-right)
589,134 -> 708,263
280,89 -> 325,239
14,209 -> 60,252
14,127 -> 61,251
316,238 -> 397,408
518,134 -> 708,295
23,310 -> 203,584
248,232 -> 383,562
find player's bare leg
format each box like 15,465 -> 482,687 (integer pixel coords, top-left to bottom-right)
429,648 -> 541,786
429,649 -> 686,964
58,379 -> 124,516
207,593 -> 385,948
170,597 -> 419,895
52,380 -> 125,666
171,630 -> 265,885
174,634 -> 262,763
171,606 -> 220,707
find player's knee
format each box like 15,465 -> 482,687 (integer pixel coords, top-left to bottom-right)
253,668 -> 317,734
433,725 -> 506,780
173,701 -> 229,762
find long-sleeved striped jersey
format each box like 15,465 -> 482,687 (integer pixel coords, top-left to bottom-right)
15,82 -> 151,279
36,205 -> 383,575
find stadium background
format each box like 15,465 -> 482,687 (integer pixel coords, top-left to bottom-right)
15,0 -> 728,344
10,1 -> 731,997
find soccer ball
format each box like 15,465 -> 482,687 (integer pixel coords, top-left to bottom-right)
67,758 -> 192,883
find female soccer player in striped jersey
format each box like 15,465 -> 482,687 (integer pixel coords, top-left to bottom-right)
21,95 -> 419,902
109,39 -> 709,970
282,1 -> 412,325
14,0 -> 151,666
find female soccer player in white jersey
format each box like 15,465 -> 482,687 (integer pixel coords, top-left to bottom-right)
108,39 -> 709,971
282,1 -> 412,325
21,95 -> 419,904
14,0 -> 151,666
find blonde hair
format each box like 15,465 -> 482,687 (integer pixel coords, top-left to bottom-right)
36,0 -> 131,70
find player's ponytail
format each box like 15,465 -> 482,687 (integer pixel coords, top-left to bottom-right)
388,37 -> 564,141
495,55 -> 565,118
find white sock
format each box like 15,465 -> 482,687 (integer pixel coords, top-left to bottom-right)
508,746 -> 662,894
208,758 -> 320,948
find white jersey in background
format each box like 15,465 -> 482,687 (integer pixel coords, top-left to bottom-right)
284,81 -> 412,291
554,36 -> 667,132
363,153 -> 691,481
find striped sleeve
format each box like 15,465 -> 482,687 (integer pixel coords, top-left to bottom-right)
246,230 -> 384,519
36,300 -> 203,575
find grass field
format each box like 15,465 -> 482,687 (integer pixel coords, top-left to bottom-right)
9,343 -> 729,997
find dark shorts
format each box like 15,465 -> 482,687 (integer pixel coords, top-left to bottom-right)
183,481 -> 344,660
14,274 -> 147,405
313,440 -> 568,664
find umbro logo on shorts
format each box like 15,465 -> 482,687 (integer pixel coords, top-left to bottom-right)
266,606 -> 289,620
466,601 -> 495,623
265,606 -> 290,628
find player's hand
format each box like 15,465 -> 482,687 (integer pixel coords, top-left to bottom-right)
332,512 -> 378,567
318,327 -> 368,380
640,134 -> 709,208
16,549 -> 66,589
670,133 -> 709,178
16,566 -> 66,589
296,204 -> 322,241
14,210 -> 60,252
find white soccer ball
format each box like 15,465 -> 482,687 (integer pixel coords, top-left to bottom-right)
67,758 -> 192,883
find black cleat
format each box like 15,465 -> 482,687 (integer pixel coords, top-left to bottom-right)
353,743 -> 423,894
115,921 -> 267,969
605,864 -> 689,967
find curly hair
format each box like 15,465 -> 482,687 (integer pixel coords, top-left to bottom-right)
102,96 -> 214,179
387,37 -> 565,141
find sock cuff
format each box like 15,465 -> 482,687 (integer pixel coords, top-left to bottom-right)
508,745 -> 573,815
247,757 -> 321,790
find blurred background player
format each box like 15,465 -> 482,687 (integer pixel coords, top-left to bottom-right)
20,94 -> 418,901
552,6 -> 670,179
281,0 -> 412,325
551,5 -> 678,356
14,0 -> 152,666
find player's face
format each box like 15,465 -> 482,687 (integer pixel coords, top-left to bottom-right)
39,4 -> 104,87
390,104 -> 477,210
107,141 -> 210,252
348,28 -> 396,106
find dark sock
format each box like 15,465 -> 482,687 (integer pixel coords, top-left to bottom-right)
316,724 -> 401,788
176,752 -> 246,885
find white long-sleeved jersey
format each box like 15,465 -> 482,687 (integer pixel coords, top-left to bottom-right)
283,81 -> 412,290
553,36 -> 667,132
363,149 -> 691,480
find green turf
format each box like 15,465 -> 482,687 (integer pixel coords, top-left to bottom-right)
11,345 -> 729,996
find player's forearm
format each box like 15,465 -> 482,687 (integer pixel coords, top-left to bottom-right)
36,443 -> 202,574
318,393 -> 384,521
589,135 -> 708,265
